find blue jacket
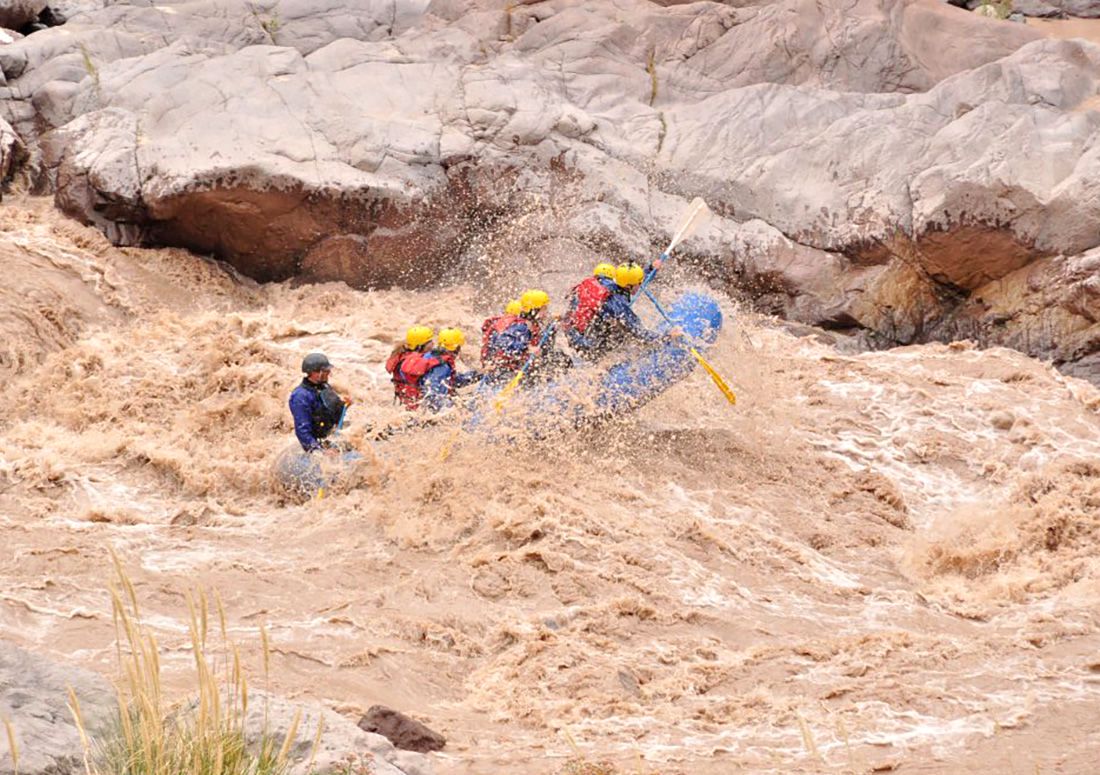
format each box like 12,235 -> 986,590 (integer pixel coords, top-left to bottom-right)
568,277 -> 660,356
289,378 -> 344,451
422,352 -> 478,413
489,321 -> 535,362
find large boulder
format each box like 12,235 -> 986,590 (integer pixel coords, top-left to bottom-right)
0,642 -> 116,775
2,0 -> 1100,379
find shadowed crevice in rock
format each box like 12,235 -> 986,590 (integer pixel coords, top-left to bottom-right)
729,222 -> 1096,382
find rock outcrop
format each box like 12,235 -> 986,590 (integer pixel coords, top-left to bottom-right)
962,0 -> 1100,18
358,705 -> 447,753
0,642 -> 116,775
0,115 -> 21,187
0,0 -> 47,31
1,0 -> 1099,379
244,693 -> 434,775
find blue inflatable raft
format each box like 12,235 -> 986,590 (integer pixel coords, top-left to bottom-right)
469,291 -> 723,433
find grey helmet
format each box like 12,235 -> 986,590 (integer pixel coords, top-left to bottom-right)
301,352 -> 333,373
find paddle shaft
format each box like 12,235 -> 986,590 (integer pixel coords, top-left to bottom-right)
494,321 -> 557,410
632,197 -> 710,307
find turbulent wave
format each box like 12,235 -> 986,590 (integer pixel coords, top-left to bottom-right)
2,197 -> 1100,773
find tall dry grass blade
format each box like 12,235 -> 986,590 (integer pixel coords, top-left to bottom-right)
563,729 -> 581,756
215,589 -> 228,642
275,709 -> 302,765
93,559 -> 285,775
305,715 -> 324,775
837,716 -> 854,772
796,714 -> 821,760
66,687 -> 91,774
214,733 -> 225,775
260,624 -> 271,682
109,547 -> 142,621
3,714 -> 19,775
108,583 -> 126,670
240,671 -> 249,722
186,592 -> 202,669
147,632 -> 162,707
199,589 -> 209,650
109,588 -> 122,666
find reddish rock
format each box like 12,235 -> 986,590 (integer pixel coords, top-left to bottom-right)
357,705 -> 446,753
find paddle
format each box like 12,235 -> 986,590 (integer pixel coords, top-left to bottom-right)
492,321 -> 557,412
630,198 -> 735,405
633,196 -> 711,304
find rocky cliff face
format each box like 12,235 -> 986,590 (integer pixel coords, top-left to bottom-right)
1,0 -> 1098,380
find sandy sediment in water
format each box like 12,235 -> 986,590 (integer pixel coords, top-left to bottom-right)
1029,17 -> 1100,45
2,197 -> 1100,773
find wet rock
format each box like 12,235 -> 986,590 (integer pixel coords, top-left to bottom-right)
0,641 -> 116,775
244,692 -> 435,775
357,705 -> 446,754
43,0 -> 106,23
928,247 -> 1100,380
0,116 -> 22,189
1011,0 -> 1100,17
0,0 -> 47,30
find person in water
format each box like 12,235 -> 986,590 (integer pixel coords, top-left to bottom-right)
560,262 -> 671,360
386,327 -> 478,412
289,352 -> 349,453
480,289 -> 569,383
421,328 -> 480,413
385,325 -> 436,410
480,299 -> 525,381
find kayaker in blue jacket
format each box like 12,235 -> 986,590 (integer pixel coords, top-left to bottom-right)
289,352 -> 348,452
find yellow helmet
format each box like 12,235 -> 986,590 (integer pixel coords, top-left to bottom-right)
593,262 -> 616,279
505,299 -> 522,316
520,289 -> 550,312
405,325 -> 434,349
615,263 -> 645,288
438,327 -> 465,352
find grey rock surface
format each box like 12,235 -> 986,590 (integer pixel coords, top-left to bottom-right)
0,641 -> 116,775
1010,0 -> 1100,17
244,692 -> 435,775
1,0 -> 1099,379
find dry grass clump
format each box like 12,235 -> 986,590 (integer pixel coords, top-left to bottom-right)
69,553 -> 308,775
560,759 -> 620,775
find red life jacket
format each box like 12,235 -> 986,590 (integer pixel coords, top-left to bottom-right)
386,349 -> 455,409
562,276 -> 612,335
480,314 -> 541,371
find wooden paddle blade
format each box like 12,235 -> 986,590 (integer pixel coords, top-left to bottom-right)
664,197 -> 711,256
690,347 -> 737,405
492,371 -> 524,412
438,428 -> 460,461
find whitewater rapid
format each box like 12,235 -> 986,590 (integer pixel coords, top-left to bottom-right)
2,197 -> 1100,773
